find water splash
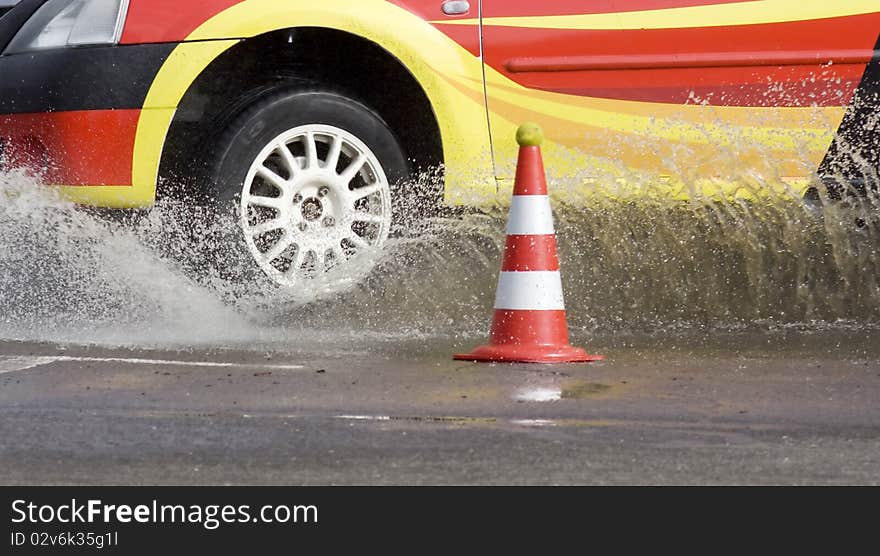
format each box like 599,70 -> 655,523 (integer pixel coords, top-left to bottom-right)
0,169 -> 878,350
0,170 -> 251,346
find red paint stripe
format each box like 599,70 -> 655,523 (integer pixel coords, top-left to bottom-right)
123,0 -> 483,56
506,50 -> 873,72
489,309 -> 570,346
390,0 -> 470,19
517,65 -> 865,106
0,110 -> 139,186
391,1 -> 482,55
483,0 -> 752,18
484,14 -> 880,54
120,0 -> 243,44
502,235 -> 559,271
512,62 -> 865,90
513,147 -> 548,195
485,16 -> 880,66
613,0 -> 756,14
485,14 -> 880,107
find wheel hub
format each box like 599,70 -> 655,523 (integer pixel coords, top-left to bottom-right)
300,197 -> 323,221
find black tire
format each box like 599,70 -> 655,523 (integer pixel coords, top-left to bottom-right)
196,86 -> 413,295
210,87 -> 410,206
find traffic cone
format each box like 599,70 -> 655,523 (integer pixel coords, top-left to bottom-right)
454,123 -> 603,363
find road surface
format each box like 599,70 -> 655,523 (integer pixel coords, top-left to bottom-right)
1,330 -> 878,485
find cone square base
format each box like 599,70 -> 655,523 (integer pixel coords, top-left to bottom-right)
454,343 -> 604,364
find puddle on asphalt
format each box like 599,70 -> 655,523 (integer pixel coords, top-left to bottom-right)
335,415 -> 497,425
514,382 -> 616,403
510,419 -> 557,427
561,382 -> 613,399
515,387 -> 562,402
1,167 -> 879,353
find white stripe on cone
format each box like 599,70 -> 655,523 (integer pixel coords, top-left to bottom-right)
506,195 -> 555,235
494,271 -> 566,311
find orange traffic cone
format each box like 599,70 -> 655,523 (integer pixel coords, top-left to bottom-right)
454,123 -> 603,364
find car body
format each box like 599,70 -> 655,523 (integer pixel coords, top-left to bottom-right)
2,0 -> 880,290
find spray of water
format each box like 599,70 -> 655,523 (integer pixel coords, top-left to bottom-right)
0,167 -> 878,350
0,170 -> 255,346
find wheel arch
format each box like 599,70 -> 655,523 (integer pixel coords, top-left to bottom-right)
157,27 -> 444,201
130,0 -> 495,207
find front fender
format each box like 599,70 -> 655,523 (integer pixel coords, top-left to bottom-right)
91,0 -> 495,208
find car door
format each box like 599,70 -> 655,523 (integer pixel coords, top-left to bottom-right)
481,1 -> 880,198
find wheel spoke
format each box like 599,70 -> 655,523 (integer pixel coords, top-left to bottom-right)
277,142 -> 300,176
256,166 -> 288,191
305,132 -> 319,170
248,218 -> 284,236
262,235 -> 293,262
247,195 -> 284,210
323,244 -> 346,271
350,182 -> 384,201
284,247 -> 306,276
325,134 -> 342,171
346,233 -> 370,249
339,153 -> 366,185
352,211 -> 385,224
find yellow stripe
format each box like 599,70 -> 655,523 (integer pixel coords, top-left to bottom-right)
437,0 -> 880,30
482,65 -> 835,150
58,185 -> 151,208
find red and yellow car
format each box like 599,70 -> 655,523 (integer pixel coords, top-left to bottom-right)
1,0 -> 879,291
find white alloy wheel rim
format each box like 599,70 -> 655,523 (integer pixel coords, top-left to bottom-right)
240,124 -> 393,288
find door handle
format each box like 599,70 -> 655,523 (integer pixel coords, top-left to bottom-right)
442,0 -> 470,16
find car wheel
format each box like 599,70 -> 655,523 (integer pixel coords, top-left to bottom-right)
205,87 -> 411,298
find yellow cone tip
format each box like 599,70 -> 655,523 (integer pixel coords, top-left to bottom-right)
516,123 -> 544,147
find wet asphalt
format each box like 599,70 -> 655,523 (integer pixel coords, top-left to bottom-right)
0,331 -> 878,485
